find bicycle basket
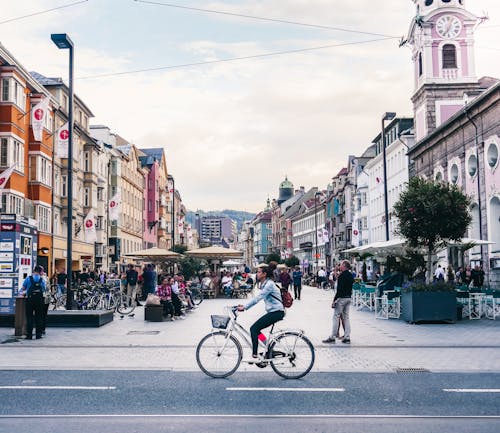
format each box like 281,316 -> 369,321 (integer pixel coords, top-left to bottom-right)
211,315 -> 230,329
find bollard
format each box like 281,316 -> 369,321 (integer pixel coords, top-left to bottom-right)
14,296 -> 26,337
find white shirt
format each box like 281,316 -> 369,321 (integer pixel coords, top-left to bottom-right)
318,269 -> 326,278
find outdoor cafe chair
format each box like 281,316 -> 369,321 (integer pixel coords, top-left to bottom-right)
374,289 -> 401,320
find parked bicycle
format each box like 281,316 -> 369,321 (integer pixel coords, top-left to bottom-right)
196,306 -> 315,379
187,283 -> 204,306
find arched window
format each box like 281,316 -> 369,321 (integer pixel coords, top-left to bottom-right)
418,52 -> 423,76
442,44 -> 457,69
425,0 -> 434,6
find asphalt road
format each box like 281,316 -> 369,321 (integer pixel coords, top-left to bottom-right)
0,371 -> 499,432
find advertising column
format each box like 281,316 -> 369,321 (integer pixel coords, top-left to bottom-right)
0,214 -> 38,315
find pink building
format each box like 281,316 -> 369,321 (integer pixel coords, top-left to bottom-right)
139,155 -> 160,248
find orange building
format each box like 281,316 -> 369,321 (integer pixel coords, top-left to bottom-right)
0,43 -> 54,275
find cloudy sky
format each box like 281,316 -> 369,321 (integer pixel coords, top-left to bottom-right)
1,0 -> 499,213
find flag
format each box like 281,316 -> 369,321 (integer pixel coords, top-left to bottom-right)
375,176 -> 384,196
109,191 -> 121,221
0,164 -> 16,193
187,224 -> 193,245
322,228 -> 329,244
55,122 -> 69,158
31,97 -> 50,142
178,216 -> 184,235
316,227 -> 323,244
352,219 -> 360,247
84,211 -> 96,243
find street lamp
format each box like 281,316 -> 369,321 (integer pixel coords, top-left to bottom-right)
381,111 -> 396,241
168,175 -> 175,249
464,107 -> 484,271
314,191 -> 321,272
51,33 -> 74,310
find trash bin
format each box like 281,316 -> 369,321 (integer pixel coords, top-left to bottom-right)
456,304 -> 463,321
14,296 -> 26,337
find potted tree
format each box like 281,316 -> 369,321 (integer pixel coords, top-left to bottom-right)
393,177 -> 472,323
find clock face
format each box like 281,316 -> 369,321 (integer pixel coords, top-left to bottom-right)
436,15 -> 462,39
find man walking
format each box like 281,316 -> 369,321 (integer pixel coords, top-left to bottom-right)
323,260 -> 353,344
125,264 -> 139,306
20,265 -> 47,340
292,266 -> 303,300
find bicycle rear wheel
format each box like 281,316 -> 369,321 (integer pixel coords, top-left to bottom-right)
268,332 -> 315,379
196,331 -> 242,378
116,294 -> 135,315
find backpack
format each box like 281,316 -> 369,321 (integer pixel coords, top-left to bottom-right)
271,289 -> 293,308
28,276 -> 43,298
281,290 -> 293,308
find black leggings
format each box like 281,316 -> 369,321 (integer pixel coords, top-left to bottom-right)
293,283 -> 302,299
250,310 -> 285,356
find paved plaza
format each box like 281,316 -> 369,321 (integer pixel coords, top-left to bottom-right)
1,286 -> 499,373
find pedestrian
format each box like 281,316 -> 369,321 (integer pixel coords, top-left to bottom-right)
471,265 -> 485,288
40,266 -> 51,336
434,264 -> 445,282
142,264 -> 156,297
292,266 -> 303,300
279,267 -> 291,292
323,260 -> 353,344
125,264 -> 139,306
52,268 -> 67,295
19,265 -> 47,340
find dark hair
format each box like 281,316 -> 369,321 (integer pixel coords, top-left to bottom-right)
259,262 -> 277,280
34,265 -> 42,273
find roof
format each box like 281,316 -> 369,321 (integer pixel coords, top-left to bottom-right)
279,176 -> 294,189
141,148 -> 164,163
31,71 -> 95,117
336,167 -> 348,177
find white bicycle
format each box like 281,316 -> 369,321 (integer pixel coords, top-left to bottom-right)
196,306 -> 315,379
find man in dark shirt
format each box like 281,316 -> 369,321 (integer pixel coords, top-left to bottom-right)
142,264 -> 156,296
323,260 -> 353,344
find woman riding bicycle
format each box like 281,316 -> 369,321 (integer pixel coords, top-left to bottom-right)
237,262 -> 285,363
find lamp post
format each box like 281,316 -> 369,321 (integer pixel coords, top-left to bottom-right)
51,33 -> 74,310
464,107 -> 484,272
381,112 -> 396,241
314,191 -> 321,272
168,175 -> 175,249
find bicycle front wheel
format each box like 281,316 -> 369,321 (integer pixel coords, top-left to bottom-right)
268,332 -> 315,379
196,331 -> 242,378
191,291 -> 203,306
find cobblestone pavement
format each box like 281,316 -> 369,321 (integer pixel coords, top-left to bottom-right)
1,286 -> 499,372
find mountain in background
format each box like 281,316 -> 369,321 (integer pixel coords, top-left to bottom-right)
186,209 -> 256,231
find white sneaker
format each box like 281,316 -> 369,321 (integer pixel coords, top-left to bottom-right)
243,356 -> 260,364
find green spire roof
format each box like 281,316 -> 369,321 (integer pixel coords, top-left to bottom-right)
279,176 -> 293,189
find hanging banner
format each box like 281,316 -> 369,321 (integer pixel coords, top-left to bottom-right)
109,191 -> 121,221
84,211 -> 96,243
31,97 -> 50,142
167,179 -> 174,201
177,216 -> 184,235
0,164 -> 16,193
54,122 -> 69,158
322,228 -> 329,244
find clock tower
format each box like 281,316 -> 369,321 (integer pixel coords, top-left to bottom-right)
407,0 -> 481,141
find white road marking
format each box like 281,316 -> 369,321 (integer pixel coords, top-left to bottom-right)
0,414 -> 499,419
226,387 -> 345,392
443,388 -> 500,393
0,386 -> 116,390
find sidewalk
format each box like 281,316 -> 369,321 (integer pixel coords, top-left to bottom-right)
1,286 -> 499,372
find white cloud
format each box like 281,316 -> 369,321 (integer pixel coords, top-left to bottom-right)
1,0 -> 499,212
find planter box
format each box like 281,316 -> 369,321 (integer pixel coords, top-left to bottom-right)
401,291 -> 457,324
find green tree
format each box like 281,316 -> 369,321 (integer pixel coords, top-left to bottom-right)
172,244 -> 188,254
285,255 -> 300,268
178,256 -> 205,280
265,253 -> 282,264
393,177 -> 471,283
